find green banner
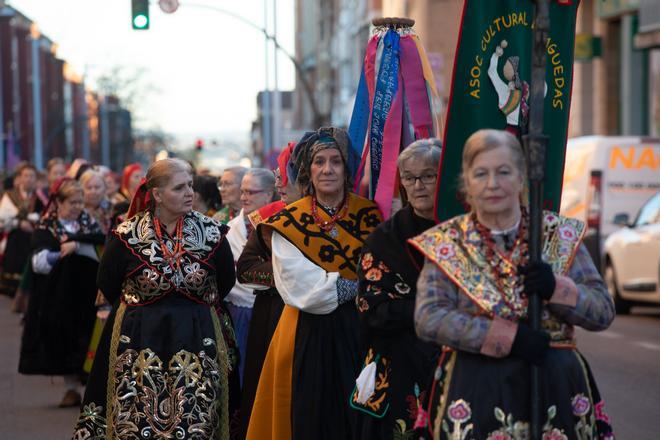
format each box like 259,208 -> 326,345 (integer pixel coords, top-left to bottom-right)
435,0 -> 579,221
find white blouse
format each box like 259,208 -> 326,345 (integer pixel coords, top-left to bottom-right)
271,231 -> 339,315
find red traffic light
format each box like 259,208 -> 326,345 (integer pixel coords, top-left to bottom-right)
195,139 -> 204,150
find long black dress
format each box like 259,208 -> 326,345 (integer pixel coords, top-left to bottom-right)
72,210 -> 236,440
19,211 -> 103,375
0,190 -> 43,297
351,204 -> 440,438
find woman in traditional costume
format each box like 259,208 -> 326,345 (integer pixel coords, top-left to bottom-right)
0,163 -> 44,297
235,143 -> 300,437
19,178 -> 104,407
111,162 -> 144,205
80,169 -> 113,234
351,139 -> 442,438
36,157 -> 66,206
215,166 -> 248,224
409,129 -> 615,439
72,158 -> 236,439
13,159 -> 64,312
247,127 -> 382,440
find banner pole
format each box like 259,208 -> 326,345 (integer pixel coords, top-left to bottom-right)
524,0 -> 550,438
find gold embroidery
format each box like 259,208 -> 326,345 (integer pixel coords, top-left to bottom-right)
105,302 -> 126,439
75,341 -> 227,439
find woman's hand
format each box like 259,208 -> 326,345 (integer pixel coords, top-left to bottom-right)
520,262 -> 556,301
60,241 -> 78,257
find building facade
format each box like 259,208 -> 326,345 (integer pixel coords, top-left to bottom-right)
291,0 -> 659,139
0,1 -> 133,172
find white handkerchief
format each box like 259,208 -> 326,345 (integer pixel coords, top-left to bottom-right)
355,361 -> 377,404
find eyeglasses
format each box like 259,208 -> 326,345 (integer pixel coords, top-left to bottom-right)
218,181 -> 236,189
240,189 -> 266,196
400,173 -> 437,186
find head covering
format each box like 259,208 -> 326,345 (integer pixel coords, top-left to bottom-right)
506,56 -> 522,89
43,176 -> 75,216
289,127 -> 353,195
277,142 -> 296,187
66,158 -> 89,180
126,178 -> 151,219
121,163 -> 143,194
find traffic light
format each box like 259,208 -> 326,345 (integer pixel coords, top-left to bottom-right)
131,0 -> 150,30
195,139 -> 204,151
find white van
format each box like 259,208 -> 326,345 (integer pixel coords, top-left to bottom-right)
559,136 -> 660,269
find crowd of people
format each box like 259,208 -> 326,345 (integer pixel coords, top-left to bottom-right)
0,127 -> 616,440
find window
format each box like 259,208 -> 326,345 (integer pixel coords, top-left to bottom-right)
635,192 -> 660,226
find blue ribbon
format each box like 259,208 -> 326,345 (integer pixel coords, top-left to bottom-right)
347,66 -> 370,181
369,29 -> 400,199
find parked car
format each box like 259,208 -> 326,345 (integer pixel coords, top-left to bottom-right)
603,191 -> 660,313
560,136 -> 660,270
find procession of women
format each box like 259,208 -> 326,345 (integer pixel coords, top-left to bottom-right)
0,13 -> 618,440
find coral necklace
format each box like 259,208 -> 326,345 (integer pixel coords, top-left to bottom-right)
153,216 -> 185,280
473,210 -> 529,312
311,194 -> 348,239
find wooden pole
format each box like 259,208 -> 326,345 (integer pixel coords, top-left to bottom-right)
523,0 -> 550,438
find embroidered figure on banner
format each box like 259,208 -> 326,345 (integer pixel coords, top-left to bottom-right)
488,39 -> 542,136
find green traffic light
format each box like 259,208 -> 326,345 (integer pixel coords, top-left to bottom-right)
133,14 -> 149,29
131,0 -> 150,30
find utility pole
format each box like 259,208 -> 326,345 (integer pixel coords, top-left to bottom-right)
262,0 -> 272,159
30,25 -> 43,169
100,96 -> 111,167
272,0 -> 281,151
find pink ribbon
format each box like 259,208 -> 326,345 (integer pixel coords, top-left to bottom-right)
374,71 -> 404,219
400,35 -> 433,139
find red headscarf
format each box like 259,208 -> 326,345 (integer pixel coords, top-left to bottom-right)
127,178 -> 151,219
121,163 -> 143,195
42,176 -> 75,217
277,142 -> 296,186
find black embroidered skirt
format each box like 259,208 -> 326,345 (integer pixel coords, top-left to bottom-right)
420,348 -> 615,440
72,294 -> 232,440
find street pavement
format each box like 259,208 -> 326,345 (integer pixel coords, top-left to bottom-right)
0,296 -> 78,439
1,295 -> 659,439
577,306 -> 660,439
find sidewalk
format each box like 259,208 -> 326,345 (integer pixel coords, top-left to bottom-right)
0,295 -> 78,439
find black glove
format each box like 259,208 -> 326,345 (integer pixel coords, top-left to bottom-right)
519,261 -> 556,301
510,323 -> 550,365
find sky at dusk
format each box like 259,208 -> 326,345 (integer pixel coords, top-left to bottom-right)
7,0 -> 296,144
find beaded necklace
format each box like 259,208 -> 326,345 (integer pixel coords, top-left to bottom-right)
153,216 -> 185,283
472,209 -> 530,311
311,194 -> 349,239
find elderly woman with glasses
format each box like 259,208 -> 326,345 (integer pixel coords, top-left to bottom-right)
247,127 -> 382,440
351,139 -> 443,439
216,166 -> 248,224
225,168 -> 276,384
410,129 -> 615,439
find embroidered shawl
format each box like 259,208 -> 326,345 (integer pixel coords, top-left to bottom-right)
114,210 -> 228,306
258,193 -> 382,280
409,211 -> 586,321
